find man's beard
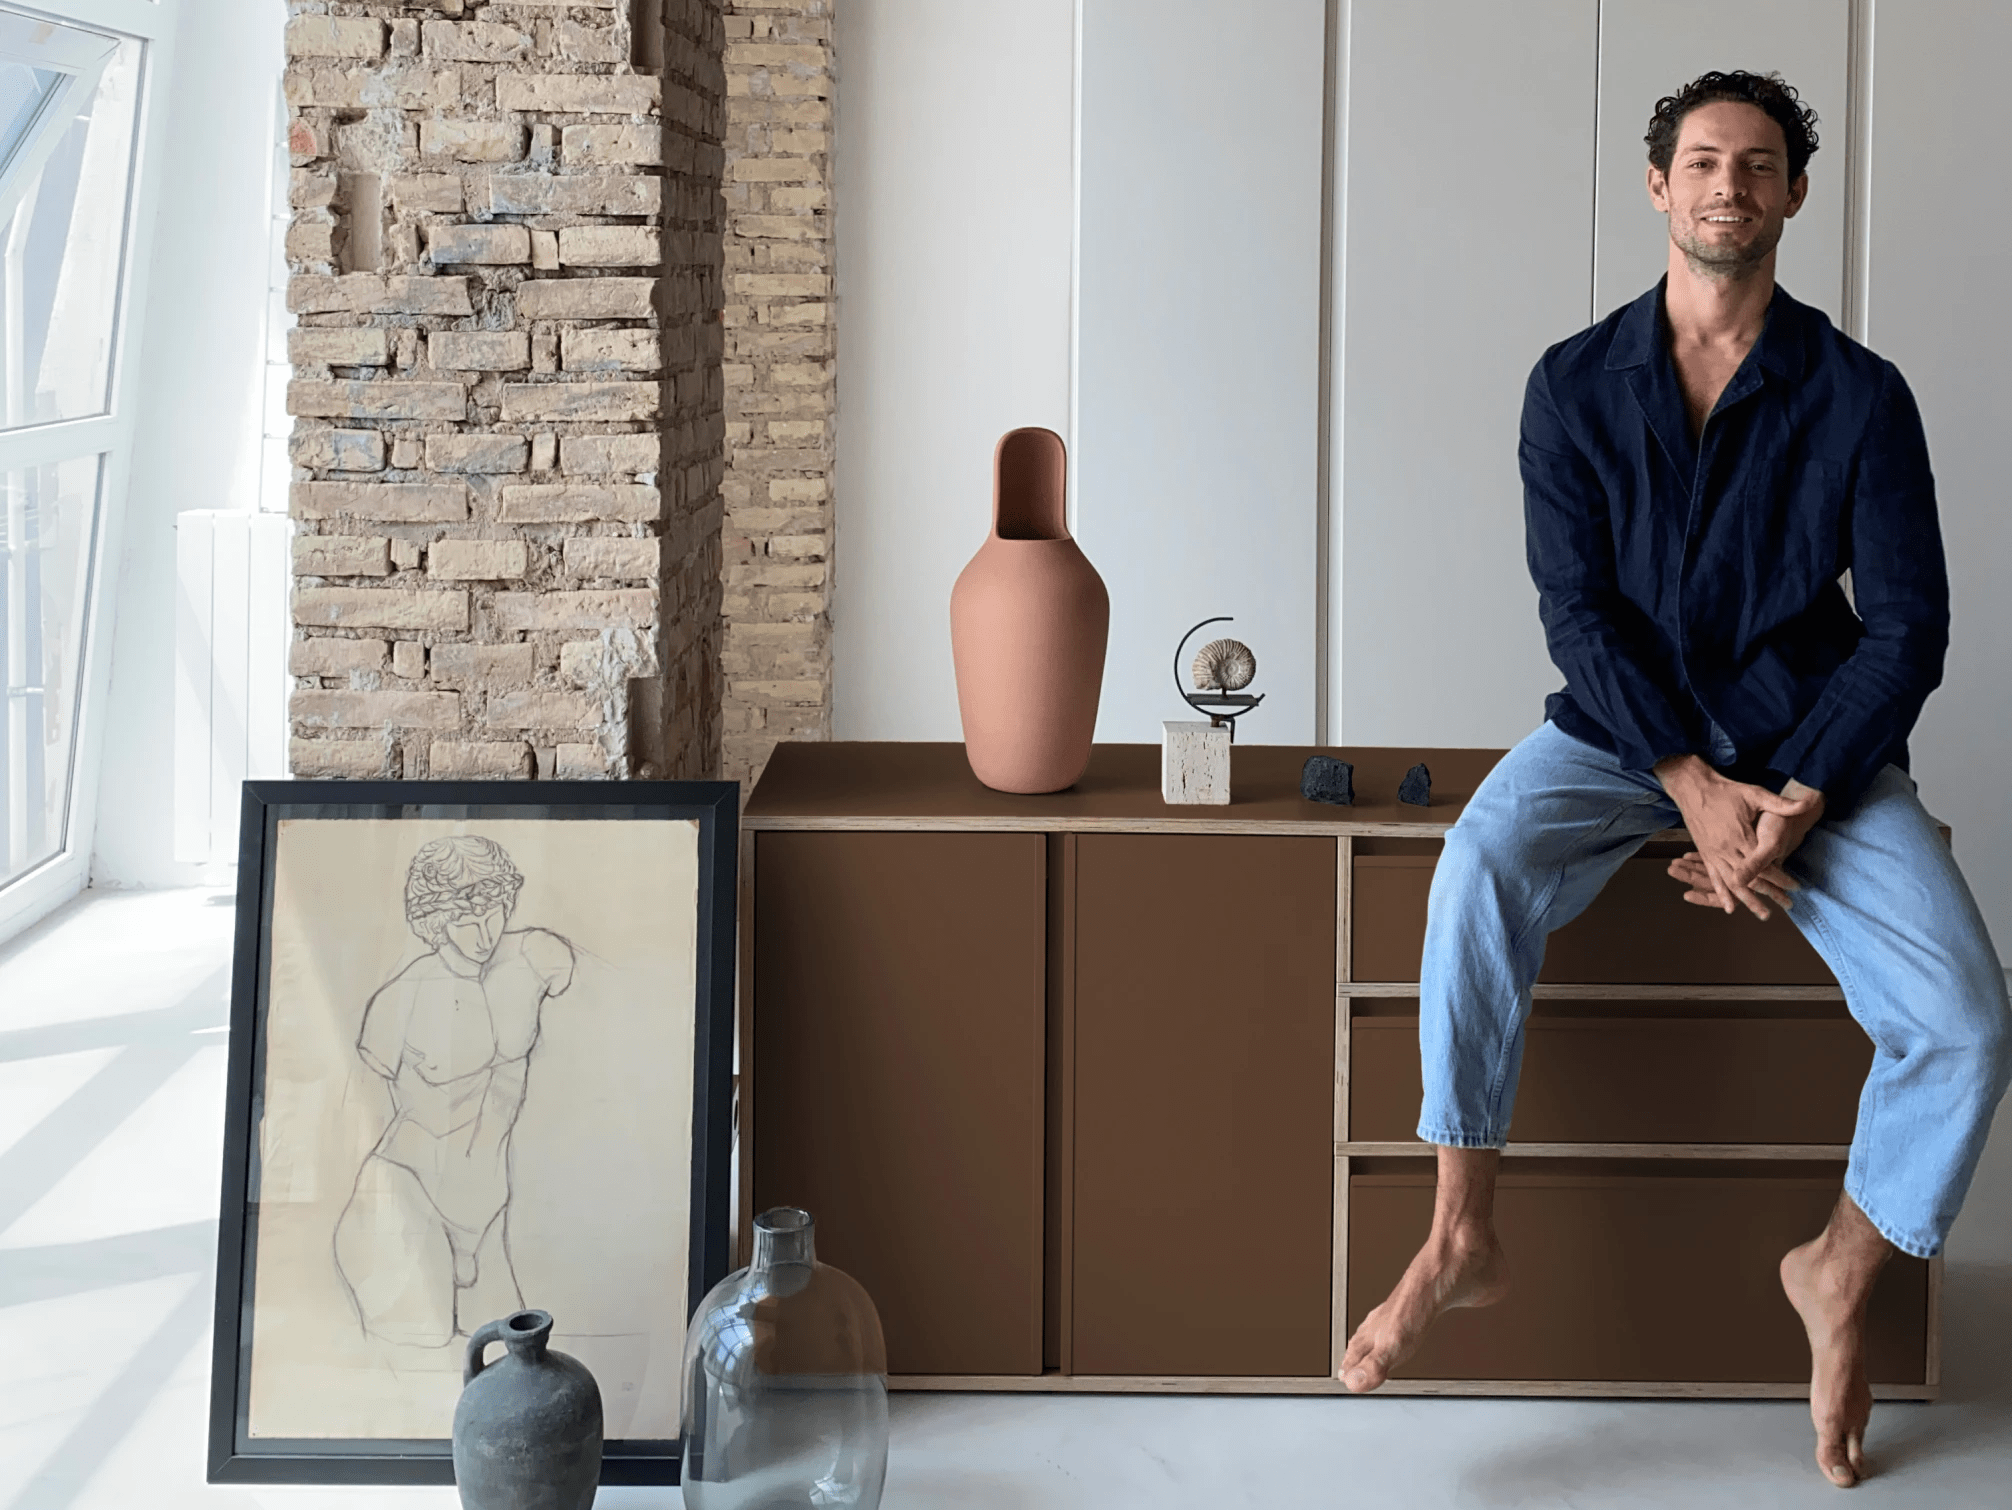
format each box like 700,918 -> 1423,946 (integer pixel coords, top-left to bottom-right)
1671,213 -> 1782,280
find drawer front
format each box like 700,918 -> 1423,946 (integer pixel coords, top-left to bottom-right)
754,832 -> 1047,1376
1349,1006 -> 1871,1144
1352,854 -> 1834,984
1348,1163 -> 1927,1383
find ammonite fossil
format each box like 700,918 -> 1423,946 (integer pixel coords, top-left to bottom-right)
1191,638 -> 1256,693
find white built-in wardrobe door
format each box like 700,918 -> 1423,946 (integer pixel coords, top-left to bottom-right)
1336,0 -> 1596,748
1593,0 -> 1849,323
1077,0 -> 1327,743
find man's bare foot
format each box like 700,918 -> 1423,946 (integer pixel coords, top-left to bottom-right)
1780,1193 -> 1894,1488
1338,1229 -> 1510,1392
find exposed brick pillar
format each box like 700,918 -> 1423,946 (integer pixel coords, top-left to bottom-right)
283,1 -> 725,782
719,0 -> 834,788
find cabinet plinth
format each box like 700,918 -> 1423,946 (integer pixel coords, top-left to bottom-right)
742,743 -> 1934,1400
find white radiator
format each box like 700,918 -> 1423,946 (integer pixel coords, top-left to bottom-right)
174,511 -> 291,864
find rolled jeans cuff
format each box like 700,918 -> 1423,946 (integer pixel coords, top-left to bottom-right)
1416,1125 -> 1508,1151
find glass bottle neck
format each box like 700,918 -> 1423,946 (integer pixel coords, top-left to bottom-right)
752,1207 -> 816,1271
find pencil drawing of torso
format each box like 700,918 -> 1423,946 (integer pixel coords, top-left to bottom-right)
334,836 -> 577,1347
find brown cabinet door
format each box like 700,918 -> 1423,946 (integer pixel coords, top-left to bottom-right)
1353,851 -> 1834,984
1349,1004 -> 1872,1144
1068,834 -> 1336,1377
1348,1161 -> 1926,1383
753,832 -> 1046,1376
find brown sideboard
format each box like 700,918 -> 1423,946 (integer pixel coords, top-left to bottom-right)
739,742 -> 1936,1399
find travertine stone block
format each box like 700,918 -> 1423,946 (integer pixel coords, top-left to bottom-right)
514,277 -> 656,320
290,427 -> 385,471
289,380 -> 468,422
419,119 -> 525,162
560,328 -> 662,372
427,223 -> 531,265
391,641 -> 426,679
294,689 -> 462,729
555,743 -> 609,778
486,690 -> 600,729
560,433 -> 659,474
289,274 -> 474,316
429,331 -> 531,371
389,539 -> 422,571
562,124 -> 663,166
497,483 -> 660,523
425,434 -> 529,473
480,173 -> 661,216
289,738 -> 386,778
496,75 -> 660,114
430,644 -> 537,688
420,20 -> 531,63
285,17 -> 386,60
491,590 -> 655,631
288,327 -> 388,367
1162,720 -> 1231,805
498,381 -> 658,422
556,225 -> 661,267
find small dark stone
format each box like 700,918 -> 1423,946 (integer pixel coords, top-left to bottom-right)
1301,755 -> 1354,806
1399,762 -> 1432,806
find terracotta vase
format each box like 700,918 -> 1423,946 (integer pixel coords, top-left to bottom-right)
950,427 -> 1109,794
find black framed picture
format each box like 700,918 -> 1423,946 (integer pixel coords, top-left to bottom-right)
207,781 -> 738,1485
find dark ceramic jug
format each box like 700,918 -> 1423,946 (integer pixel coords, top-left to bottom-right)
453,1309 -> 603,1510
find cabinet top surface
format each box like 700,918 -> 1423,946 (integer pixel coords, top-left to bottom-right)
743,742 -> 1510,833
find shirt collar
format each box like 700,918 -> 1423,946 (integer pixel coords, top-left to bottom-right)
1605,275 -> 1811,382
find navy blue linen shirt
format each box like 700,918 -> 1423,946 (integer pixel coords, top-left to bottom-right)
1521,279 -> 1947,812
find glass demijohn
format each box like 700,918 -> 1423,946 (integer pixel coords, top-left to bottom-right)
681,1207 -> 888,1509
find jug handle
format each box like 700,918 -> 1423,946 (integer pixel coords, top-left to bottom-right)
464,1317 -> 511,1385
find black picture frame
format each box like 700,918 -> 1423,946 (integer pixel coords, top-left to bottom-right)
207,780 -> 739,1485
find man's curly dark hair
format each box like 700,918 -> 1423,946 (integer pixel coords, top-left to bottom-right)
1645,70 -> 1820,182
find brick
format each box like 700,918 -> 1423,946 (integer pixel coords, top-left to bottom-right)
732,157 -> 818,182
285,65 -> 458,110
498,382 -> 658,422
531,229 -> 560,270
727,42 -> 828,69
286,17 -> 385,59
289,738 -> 386,778
561,124 -> 662,166
557,225 -> 660,267
289,637 -> 388,676
561,328 -> 662,372
428,740 -> 533,778
294,535 -> 392,577
485,690 -> 601,729
515,277 -> 656,320
391,435 -> 424,469
424,434 -> 529,473
734,214 -> 827,242
554,743 -> 609,779
389,174 -> 465,212
289,274 -> 473,315
421,20 -> 531,62
531,433 -> 559,471
294,588 -> 469,632
419,119 -> 525,162
285,221 -> 335,262
491,590 -> 655,631
480,174 -> 661,216
390,538 -> 422,571
554,19 -> 624,63
290,427 -> 385,471
292,482 -> 468,522
428,539 -> 529,580
497,483 -> 660,523
730,272 -> 829,296
427,223 -> 531,265
559,641 -> 604,684
288,327 -> 389,367
768,477 -> 829,502
289,380 -> 468,423
564,537 -> 660,578
429,331 -> 530,371
291,170 -> 336,209
560,433 -> 660,474
293,689 -> 462,729
430,644 -> 537,689
496,75 -> 659,115
391,641 -> 426,679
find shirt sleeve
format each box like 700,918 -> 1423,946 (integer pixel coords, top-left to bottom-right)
1766,362 -> 1948,808
1521,358 -> 1697,772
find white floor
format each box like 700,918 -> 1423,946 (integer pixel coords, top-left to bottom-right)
3,888 -> 2010,1510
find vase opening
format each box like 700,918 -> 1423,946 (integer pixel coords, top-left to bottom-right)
753,1206 -> 816,1270
994,428 -> 1067,542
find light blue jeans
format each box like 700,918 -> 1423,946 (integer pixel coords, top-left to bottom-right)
1418,720 -> 2012,1258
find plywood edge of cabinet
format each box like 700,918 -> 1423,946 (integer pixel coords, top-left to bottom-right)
1336,1141 -> 1854,1161
1340,982 -> 1848,1001
1925,1254 -> 1943,1389
884,1378 -> 1939,1403
735,826 -> 756,1267
1331,1152 -> 1350,1377
744,815 -> 1464,837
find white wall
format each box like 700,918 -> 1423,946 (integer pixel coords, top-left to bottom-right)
829,0 -> 1075,741
91,0 -> 284,888
1865,0 -> 2012,947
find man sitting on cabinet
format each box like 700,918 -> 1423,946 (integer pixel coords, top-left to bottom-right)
1337,69 -> 2011,1490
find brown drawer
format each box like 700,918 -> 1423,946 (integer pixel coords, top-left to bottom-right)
1349,1003 -> 1871,1144
1347,1160 -> 1927,1383
1352,851 -> 1834,984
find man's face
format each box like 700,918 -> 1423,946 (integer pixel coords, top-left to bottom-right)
1647,100 -> 1807,278
444,901 -> 511,965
